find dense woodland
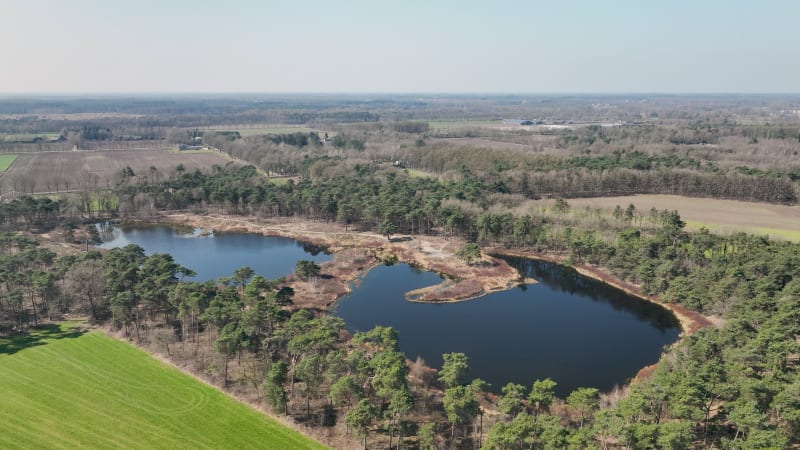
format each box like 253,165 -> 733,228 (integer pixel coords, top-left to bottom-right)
1,163 -> 799,449
1,95 -> 799,449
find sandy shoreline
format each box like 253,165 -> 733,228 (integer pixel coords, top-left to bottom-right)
486,248 -> 724,383
487,248 -> 717,337
131,213 -> 722,386
56,208 -> 731,418
138,213 -> 718,337
149,212 -> 522,309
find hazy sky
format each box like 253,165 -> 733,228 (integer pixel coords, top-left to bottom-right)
3,0 -> 798,93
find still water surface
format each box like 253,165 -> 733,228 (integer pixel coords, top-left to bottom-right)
97,223 -> 331,281
100,225 -> 680,395
333,258 -> 680,396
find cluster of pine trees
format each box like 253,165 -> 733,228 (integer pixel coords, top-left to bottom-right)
2,163 -> 799,448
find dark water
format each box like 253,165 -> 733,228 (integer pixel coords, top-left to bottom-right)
98,225 -> 680,396
333,258 -> 680,396
97,224 -> 331,281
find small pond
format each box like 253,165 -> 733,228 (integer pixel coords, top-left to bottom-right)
97,223 -> 331,281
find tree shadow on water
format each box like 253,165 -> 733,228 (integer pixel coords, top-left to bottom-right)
0,323 -> 87,356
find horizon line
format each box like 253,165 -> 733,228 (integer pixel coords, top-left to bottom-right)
2,91 -> 800,97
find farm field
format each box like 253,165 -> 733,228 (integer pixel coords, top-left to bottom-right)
427,119 -> 502,129
560,194 -> 800,241
2,149 -> 234,194
0,154 -> 17,172
2,133 -> 61,143
205,126 -> 327,137
0,322 -> 326,450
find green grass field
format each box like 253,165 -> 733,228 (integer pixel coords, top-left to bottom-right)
0,154 -> 17,172
0,322 -> 327,450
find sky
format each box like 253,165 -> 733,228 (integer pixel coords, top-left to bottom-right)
2,0 -> 799,94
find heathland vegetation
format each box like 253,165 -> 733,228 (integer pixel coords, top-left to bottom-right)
1,95 -> 800,448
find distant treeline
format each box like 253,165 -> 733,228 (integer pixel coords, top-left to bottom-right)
515,168 -> 797,203
403,147 -> 798,204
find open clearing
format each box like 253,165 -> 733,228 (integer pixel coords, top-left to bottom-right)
403,168 -> 438,179
2,149 -> 234,194
0,154 -> 17,172
561,194 -> 800,241
0,322 -> 326,450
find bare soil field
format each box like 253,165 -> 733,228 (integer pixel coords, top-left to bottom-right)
559,194 -> 800,241
1,149 -> 234,195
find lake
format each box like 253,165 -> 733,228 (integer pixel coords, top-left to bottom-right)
99,224 -> 680,396
97,223 -> 331,281
333,258 -> 680,396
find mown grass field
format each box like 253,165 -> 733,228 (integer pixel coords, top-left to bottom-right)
0,322 -> 326,450
0,154 -> 17,172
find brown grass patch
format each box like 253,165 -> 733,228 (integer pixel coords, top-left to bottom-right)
290,249 -> 378,310
554,194 -> 800,241
407,278 -> 485,302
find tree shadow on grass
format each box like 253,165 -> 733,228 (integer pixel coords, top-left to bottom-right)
0,323 -> 87,356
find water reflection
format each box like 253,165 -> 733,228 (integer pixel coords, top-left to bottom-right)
97,223 -> 331,282
506,257 -> 679,332
335,261 -> 680,396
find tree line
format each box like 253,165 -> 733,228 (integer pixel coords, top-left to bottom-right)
2,163 -> 799,448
